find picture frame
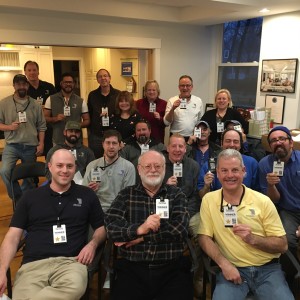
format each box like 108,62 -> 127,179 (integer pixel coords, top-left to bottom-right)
121,62 -> 133,76
265,94 -> 286,124
260,58 -> 298,93
205,103 -> 214,112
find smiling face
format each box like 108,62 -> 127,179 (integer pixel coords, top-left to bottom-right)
118,97 -> 131,112
96,69 -> 111,88
178,77 -> 193,99
24,62 -> 39,82
215,92 -> 230,110
167,135 -> 186,163
268,130 -> 293,160
135,122 -> 151,143
60,76 -> 75,94
222,130 -> 241,151
145,82 -> 159,102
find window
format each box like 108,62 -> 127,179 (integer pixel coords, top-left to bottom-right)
218,18 -> 263,108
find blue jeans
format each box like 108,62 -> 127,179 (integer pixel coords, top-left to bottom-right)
0,143 -> 36,200
213,263 -> 294,300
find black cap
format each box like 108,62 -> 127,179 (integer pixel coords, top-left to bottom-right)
13,74 -> 28,84
196,120 -> 210,129
224,120 -> 242,129
267,126 -> 291,142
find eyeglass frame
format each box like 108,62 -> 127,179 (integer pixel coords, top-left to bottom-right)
268,136 -> 291,145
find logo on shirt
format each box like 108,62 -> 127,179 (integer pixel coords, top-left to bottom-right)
73,198 -> 82,207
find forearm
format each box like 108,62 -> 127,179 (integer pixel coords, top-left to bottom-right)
38,131 -> 45,145
266,184 -> 280,202
81,114 -> 90,128
164,108 -> 174,124
0,124 -> 13,131
199,184 -> 210,199
248,234 -> 287,254
89,226 -> 106,249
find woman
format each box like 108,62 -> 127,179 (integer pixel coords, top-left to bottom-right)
110,91 -> 141,144
136,80 -> 167,143
201,89 -> 248,145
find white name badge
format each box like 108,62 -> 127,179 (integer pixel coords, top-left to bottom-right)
180,98 -> 187,109
102,115 -> 109,127
234,125 -> 242,132
194,127 -> 201,138
18,111 -> 27,123
217,122 -> 224,133
91,169 -> 101,182
69,149 -> 77,160
156,198 -> 169,219
53,224 -> 67,244
36,97 -> 43,106
149,102 -> 156,112
224,206 -> 237,227
173,163 -> 183,177
64,106 -> 71,116
102,107 -> 108,115
273,161 -> 284,176
141,144 -> 149,154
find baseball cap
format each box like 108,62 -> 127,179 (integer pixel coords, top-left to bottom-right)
13,74 -> 28,84
224,120 -> 241,129
267,126 -> 291,141
65,121 -> 81,131
196,120 -> 210,129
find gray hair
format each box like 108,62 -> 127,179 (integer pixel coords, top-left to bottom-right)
216,149 -> 244,168
138,150 -> 166,165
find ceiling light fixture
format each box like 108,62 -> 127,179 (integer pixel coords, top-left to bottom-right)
259,8 -> 270,13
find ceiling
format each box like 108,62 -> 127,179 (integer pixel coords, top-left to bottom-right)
0,0 -> 300,25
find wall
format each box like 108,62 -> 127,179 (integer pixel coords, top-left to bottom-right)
0,7 -> 214,105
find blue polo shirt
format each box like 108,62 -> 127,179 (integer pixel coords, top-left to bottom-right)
258,150 -> 300,211
198,154 -> 260,191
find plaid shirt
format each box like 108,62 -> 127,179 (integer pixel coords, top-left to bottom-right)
105,183 -> 190,262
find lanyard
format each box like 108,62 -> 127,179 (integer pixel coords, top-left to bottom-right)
13,97 -> 30,113
54,193 -> 71,227
64,97 -> 69,107
220,185 -> 245,212
95,156 -> 119,171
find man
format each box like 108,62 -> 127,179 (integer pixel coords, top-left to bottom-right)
120,120 -> 166,170
0,74 -> 46,200
44,72 -> 90,145
199,149 -> 293,300
186,120 -> 221,170
24,60 -> 56,156
83,129 -> 135,213
0,149 -> 106,299
164,75 -> 203,140
87,68 -> 120,158
198,128 -> 259,198
105,150 -> 193,300
45,121 -> 95,181
259,126 -> 300,257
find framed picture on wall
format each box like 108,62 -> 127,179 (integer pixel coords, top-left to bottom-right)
260,58 -> 298,93
121,62 -> 133,76
265,94 -> 286,124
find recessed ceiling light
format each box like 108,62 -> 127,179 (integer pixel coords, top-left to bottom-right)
259,8 -> 270,13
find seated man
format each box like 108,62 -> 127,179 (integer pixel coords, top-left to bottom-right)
199,149 -> 293,300
45,121 -> 95,181
105,150 -> 193,300
0,149 -> 106,300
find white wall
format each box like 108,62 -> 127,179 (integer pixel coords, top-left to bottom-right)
0,8 -> 214,105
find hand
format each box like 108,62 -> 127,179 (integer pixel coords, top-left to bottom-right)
10,121 -> 20,131
266,173 -> 280,186
166,175 -> 177,186
232,224 -> 253,244
220,260 -> 242,285
56,114 -> 66,122
0,270 -> 7,297
36,143 -> 44,156
114,237 -> 144,248
88,181 -> 100,191
187,135 -> 196,145
137,214 -> 160,235
153,112 -> 160,119
172,99 -> 181,110
204,171 -> 214,186
76,241 -> 97,265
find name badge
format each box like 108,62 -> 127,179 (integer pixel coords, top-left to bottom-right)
209,158 -> 216,173
53,224 -> 67,244
194,127 -> 201,138
149,102 -> 156,112
36,97 -> 43,106
141,144 -> 149,154
173,163 -> 183,177
217,122 -> 224,133
18,111 -> 27,123
91,169 -> 101,182
64,106 -> 71,116
223,206 -> 237,227
156,198 -> 169,219
273,161 -> 284,176
102,107 -> 108,115
180,98 -> 187,109
69,149 -> 77,160
234,125 -> 242,132
102,115 -> 109,127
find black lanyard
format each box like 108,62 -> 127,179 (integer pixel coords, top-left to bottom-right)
220,185 -> 245,212
13,97 -> 30,113
95,155 -> 119,171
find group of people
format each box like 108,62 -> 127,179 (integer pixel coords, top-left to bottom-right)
0,64 -> 298,300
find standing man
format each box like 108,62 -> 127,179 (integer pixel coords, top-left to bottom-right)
44,72 -> 90,145
83,130 -> 135,213
0,149 -> 106,299
87,68 -> 120,158
199,149 -> 293,299
164,75 -> 203,140
105,150 -> 193,300
0,74 -> 46,200
24,60 -> 56,156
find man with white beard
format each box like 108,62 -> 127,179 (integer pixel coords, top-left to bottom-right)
105,150 -> 193,300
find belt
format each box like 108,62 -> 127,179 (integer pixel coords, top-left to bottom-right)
262,258 -> 279,266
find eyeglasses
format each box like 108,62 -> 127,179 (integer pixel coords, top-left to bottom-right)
179,84 -> 192,88
269,136 -> 290,145
62,81 -> 74,85
139,164 -> 164,171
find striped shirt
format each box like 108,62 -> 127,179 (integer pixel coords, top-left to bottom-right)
105,183 -> 189,262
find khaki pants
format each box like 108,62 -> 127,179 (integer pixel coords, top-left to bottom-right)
13,257 -> 87,300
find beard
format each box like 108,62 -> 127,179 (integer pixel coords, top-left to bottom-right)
65,135 -> 79,145
17,89 -> 27,98
137,135 -> 148,144
140,172 -> 164,187
274,145 -> 288,159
